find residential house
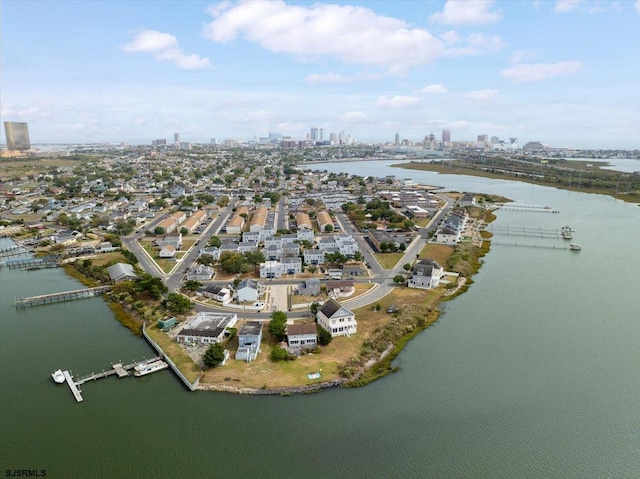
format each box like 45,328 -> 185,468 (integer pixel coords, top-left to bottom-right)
107,263 -> 138,283
296,229 -> 315,242
159,244 -> 176,258
303,249 -> 325,265
408,259 -> 444,289
197,285 -> 231,303
298,278 -> 321,296
186,264 -> 215,281
317,298 -> 357,338
295,212 -> 312,230
286,323 -> 318,352
237,279 -> 264,303
235,321 -> 263,362
177,312 -> 237,345
316,210 -> 333,232
326,279 -> 355,298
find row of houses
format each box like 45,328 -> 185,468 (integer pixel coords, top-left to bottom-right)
435,209 -> 468,245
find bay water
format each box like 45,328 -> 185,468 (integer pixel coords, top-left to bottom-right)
1,161 -> 638,478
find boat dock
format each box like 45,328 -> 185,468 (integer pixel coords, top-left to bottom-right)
487,240 -> 579,251
484,225 -> 564,238
59,356 -> 164,402
0,256 -> 59,270
0,246 -> 29,258
15,285 -> 111,307
495,203 -> 560,213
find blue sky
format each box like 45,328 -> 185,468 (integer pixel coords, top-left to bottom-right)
2,0 -> 639,149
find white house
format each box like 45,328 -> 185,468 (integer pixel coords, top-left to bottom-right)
304,249 -> 325,265
296,229 -> 315,242
317,298 -> 357,338
286,322 -> 318,352
237,279 -> 264,303
198,285 -> 232,303
435,227 -> 460,245
408,259 -> 444,289
158,244 -> 177,258
176,312 -> 237,345
186,264 -> 214,281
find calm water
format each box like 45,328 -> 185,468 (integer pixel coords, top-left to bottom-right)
1,162 -> 639,478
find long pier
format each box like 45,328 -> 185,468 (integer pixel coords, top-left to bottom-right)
15,285 -> 111,307
495,203 -> 560,213
488,240 -> 573,250
0,256 -> 59,270
60,356 -> 164,402
0,246 -> 28,258
484,226 -> 562,239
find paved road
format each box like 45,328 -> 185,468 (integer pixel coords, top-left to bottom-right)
126,193 -> 455,320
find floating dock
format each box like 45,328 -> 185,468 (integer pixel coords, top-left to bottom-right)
58,356 -> 164,402
495,203 -> 560,213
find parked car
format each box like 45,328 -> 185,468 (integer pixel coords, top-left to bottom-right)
387,305 -> 397,314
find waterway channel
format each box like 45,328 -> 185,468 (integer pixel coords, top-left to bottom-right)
1,160 -> 639,478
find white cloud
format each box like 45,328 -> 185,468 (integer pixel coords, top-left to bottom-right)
430,0 -> 502,25
418,84 -> 448,94
447,33 -> 504,56
376,95 -> 421,109
305,73 -> 345,84
204,1 -> 445,73
636,0 -> 640,13
439,30 -> 461,44
340,111 -> 371,123
553,0 -> 584,12
500,61 -> 582,82
1,104 -> 53,120
466,89 -> 499,101
229,110 -> 270,123
123,30 -> 209,70
134,118 -> 147,125
480,122 -> 509,131
510,50 -> 537,63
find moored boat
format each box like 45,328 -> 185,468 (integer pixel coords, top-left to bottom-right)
133,360 -> 169,377
52,369 -> 65,384
570,244 -> 582,251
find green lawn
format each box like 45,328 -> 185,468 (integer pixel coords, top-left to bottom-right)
145,323 -> 201,383
374,252 -> 405,270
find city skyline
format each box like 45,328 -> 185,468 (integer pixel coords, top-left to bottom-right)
2,0 -> 639,149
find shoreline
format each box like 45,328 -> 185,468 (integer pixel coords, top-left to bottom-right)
392,160 -> 640,205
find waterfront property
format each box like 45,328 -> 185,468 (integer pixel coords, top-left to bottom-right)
107,263 -> 138,283
317,298 -> 357,338
408,259 -> 444,290
286,322 -> 318,352
176,312 -> 238,345
235,321 -> 263,362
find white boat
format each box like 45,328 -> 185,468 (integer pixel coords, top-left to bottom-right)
570,244 -> 582,251
52,369 -> 65,384
133,360 -> 169,377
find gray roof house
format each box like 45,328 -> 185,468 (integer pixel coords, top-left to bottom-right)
317,298 -> 357,338
235,321 -> 263,362
298,278 -> 321,296
287,322 -> 318,352
107,263 -> 138,283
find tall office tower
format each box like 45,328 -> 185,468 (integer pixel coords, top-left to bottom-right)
330,132 -> 338,144
211,138 -> 217,145
428,132 -> 436,142
4,122 -> 31,150
319,128 -> 325,141
310,127 -> 319,140
395,133 -> 400,145
174,133 -> 181,143
477,134 -> 488,143
442,129 -> 451,143
509,137 -> 518,144
339,131 -> 345,145
491,136 -> 500,144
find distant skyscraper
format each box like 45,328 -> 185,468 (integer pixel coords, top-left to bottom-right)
319,128 -> 325,141
330,132 -> 337,144
395,133 -> 400,145
4,122 -> 30,150
211,138 -> 217,145
310,127 -> 319,140
442,129 -> 451,143
174,132 -> 180,143
428,132 -> 435,142
477,134 -> 488,143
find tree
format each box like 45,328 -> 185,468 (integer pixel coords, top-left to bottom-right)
154,226 -> 165,235
183,280 -> 202,293
270,345 -> 289,362
137,273 -> 168,299
162,292 -> 193,314
203,342 -> 225,368
268,311 -> 287,342
399,243 -> 406,251
207,236 -> 221,248
403,263 -> 412,271
197,254 -> 215,266
393,275 -> 406,284
324,224 -> 334,232
180,227 -> 188,235
217,195 -> 230,207
380,242 -> 389,252
317,325 -> 332,346
352,251 -> 364,262
310,301 -> 320,317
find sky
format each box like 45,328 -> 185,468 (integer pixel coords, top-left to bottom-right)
1,0 -> 639,149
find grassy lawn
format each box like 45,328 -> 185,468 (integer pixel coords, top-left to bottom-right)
146,323 -> 201,383
414,218 -> 433,228
180,239 -> 196,251
140,241 -> 175,273
91,251 -> 128,267
200,284 -> 446,390
374,252 -> 405,269
418,243 -> 455,267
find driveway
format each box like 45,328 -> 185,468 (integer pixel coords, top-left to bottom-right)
267,284 -> 290,313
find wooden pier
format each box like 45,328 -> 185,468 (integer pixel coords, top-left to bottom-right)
15,286 -> 111,307
0,246 -> 28,258
488,240 -> 572,250
484,225 -> 563,239
0,256 -> 59,270
495,203 -> 560,213
60,356 -> 164,402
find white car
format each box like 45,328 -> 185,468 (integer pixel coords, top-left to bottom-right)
254,302 -> 265,310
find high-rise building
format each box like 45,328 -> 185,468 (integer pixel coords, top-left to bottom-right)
174,132 -> 181,143
310,127 -> 319,140
442,129 -> 451,143
477,134 -> 488,143
319,128 -> 325,141
395,133 -> 400,145
330,132 -> 337,144
4,122 -> 30,150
